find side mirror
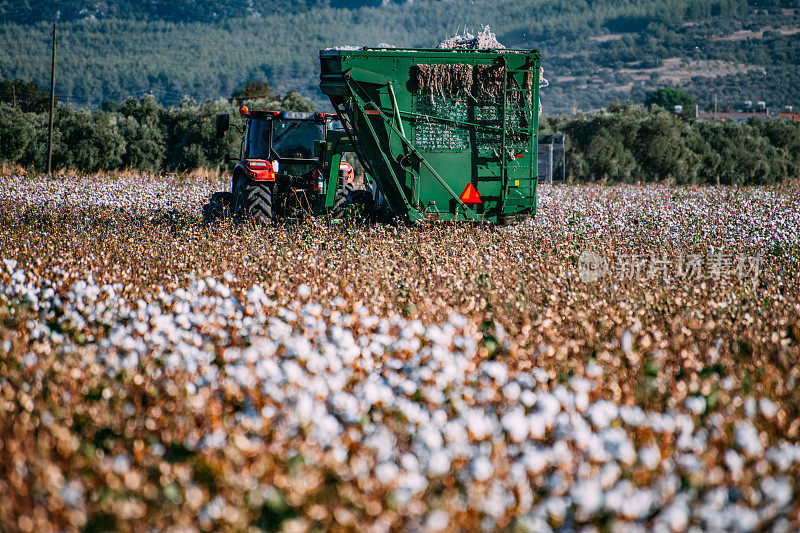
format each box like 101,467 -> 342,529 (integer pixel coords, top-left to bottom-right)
216,114 -> 230,139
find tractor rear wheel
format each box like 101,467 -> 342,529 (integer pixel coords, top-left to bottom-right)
332,184 -> 374,221
234,179 -> 273,224
202,191 -> 233,224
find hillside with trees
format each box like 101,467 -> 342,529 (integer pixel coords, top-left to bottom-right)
0,0 -> 799,112
2,83 -> 798,185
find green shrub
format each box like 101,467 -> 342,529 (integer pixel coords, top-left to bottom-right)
0,103 -> 35,164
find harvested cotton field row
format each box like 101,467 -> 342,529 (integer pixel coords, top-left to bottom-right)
0,174 -> 799,532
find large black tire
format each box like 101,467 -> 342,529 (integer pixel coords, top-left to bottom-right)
202,191 -> 233,224
331,184 -> 374,221
234,178 -> 273,224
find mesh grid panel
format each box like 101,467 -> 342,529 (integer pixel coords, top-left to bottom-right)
414,96 -> 470,151
414,95 -> 530,152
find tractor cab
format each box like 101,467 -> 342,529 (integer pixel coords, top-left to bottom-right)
243,110 -> 333,162
217,108 -> 349,182
210,108 -> 356,224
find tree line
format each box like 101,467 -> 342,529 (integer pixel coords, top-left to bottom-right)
1,83 -> 798,185
541,103 -> 800,186
0,82 -> 313,173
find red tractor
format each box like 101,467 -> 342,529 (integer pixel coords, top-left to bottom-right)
204,106 -> 367,224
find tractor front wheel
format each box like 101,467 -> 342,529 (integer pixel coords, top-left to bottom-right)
332,184 -> 374,221
202,191 -> 233,224
234,178 -> 273,224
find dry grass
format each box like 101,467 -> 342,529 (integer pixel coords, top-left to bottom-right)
411,64 -> 531,103
1,174 -> 799,531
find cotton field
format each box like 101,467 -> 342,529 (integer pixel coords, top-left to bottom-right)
1,174 -> 799,532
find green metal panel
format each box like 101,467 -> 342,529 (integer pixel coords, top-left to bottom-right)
320,47 -> 540,223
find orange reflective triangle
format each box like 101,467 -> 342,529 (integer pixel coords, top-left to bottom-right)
459,183 -> 482,204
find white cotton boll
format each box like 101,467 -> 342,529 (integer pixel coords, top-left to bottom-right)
400,379 -> 417,395
553,412 -> 579,443
401,453 -> 419,472
574,390 -> 589,412
214,283 -> 231,298
425,325 -> 451,346
255,358 -> 281,381
537,391 -> 561,420
431,410 -> 447,426
550,440 -> 573,468
471,456 -> 494,482
528,413 -> 547,440
683,396 -> 706,415
282,360 -> 305,384
620,488 -> 655,520
599,462 -> 620,489
520,389 -> 536,408
522,446 -> 550,475
602,427 -> 637,465
545,497 -> 568,522
585,434 -> 611,463
417,425 -> 444,450
516,516 -> 552,533
364,427 -> 396,462
760,476 -> 793,507
571,479 -> 604,520
297,284 -> 311,299
3,258 -> 18,273
295,393 -> 314,425
464,410 -> 494,441
735,421 -> 763,458
619,405 -> 646,427
427,451 -> 451,476
603,480 -> 629,514
60,479 -> 84,508
724,505 -> 759,532
724,449 -> 744,479
481,481 -> 511,519
744,397 -> 757,419
376,462 -> 399,484
261,405 -> 276,419
424,510 -> 450,532
588,400 -> 619,428
502,381 -> 521,402
765,444 -> 795,472
657,500 -> 689,532
647,412 -> 676,433
313,415 -> 341,447
449,313 -> 468,329
569,376 -> 591,394
621,330 -> 633,353
400,471 -> 429,495
494,322 -> 506,343
480,361 -> 508,385
112,454 -> 131,474
552,385 -> 572,410
502,409 -> 529,443
585,361 -> 602,379
533,367 -> 549,384
445,419 -> 468,444
22,352 -> 38,367
759,398 -> 778,418
639,445 -> 661,470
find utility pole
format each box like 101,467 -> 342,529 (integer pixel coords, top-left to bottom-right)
47,23 -> 56,175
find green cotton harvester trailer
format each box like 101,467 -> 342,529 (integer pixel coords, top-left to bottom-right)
320,47 -> 541,223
